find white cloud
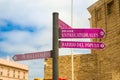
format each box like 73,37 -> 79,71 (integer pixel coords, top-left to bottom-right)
0,0 -> 71,29
0,29 -> 52,54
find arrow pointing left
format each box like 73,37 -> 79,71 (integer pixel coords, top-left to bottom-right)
12,51 -> 52,61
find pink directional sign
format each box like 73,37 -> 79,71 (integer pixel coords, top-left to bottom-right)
59,29 -> 105,38
13,51 -> 51,61
59,41 -> 105,49
58,19 -> 72,29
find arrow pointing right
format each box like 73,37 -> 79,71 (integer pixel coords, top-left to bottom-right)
59,41 -> 105,49
59,28 -> 105,38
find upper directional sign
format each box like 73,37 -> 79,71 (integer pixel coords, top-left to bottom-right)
59,28 -> 105,38
13,51 -> 52,61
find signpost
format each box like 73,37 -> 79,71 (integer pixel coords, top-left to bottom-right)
12,12 -> 106,80
52,12 -> 59,80
59,29 -> 105,38
59,41 -> 105,49
13,51 -> 51,61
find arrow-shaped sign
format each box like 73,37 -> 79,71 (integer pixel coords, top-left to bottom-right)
59,41 -> 105,49
59,28 -> 105,38
13,51 -> 52,61
58,19 -> 72,29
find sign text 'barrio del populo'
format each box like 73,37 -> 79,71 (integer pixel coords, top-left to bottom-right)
59,41 -> 105,49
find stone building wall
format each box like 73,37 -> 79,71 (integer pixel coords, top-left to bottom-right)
88,0 -> 120,80
44,54 -> 97,80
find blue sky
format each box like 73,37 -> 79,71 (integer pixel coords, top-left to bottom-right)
0,0 -> 98,79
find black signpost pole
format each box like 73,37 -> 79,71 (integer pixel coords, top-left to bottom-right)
52,12 -> 59,80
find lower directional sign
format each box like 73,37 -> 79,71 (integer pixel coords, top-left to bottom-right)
13,51 -> 52,61
59,41 -> 105,49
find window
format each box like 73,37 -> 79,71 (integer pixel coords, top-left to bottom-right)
23,72 -> 25,79
96,8 -> 102,20
0,68 -> 3,76
13,70 -> 15,78
18,71 -> 20,78
107,1 -> 114,15
7,69 -> 10,77
0,71 -> 2,76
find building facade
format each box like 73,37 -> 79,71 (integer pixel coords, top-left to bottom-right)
44,0 -> 120,80
0,58 -> 28,80
88,0 -> 120,80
